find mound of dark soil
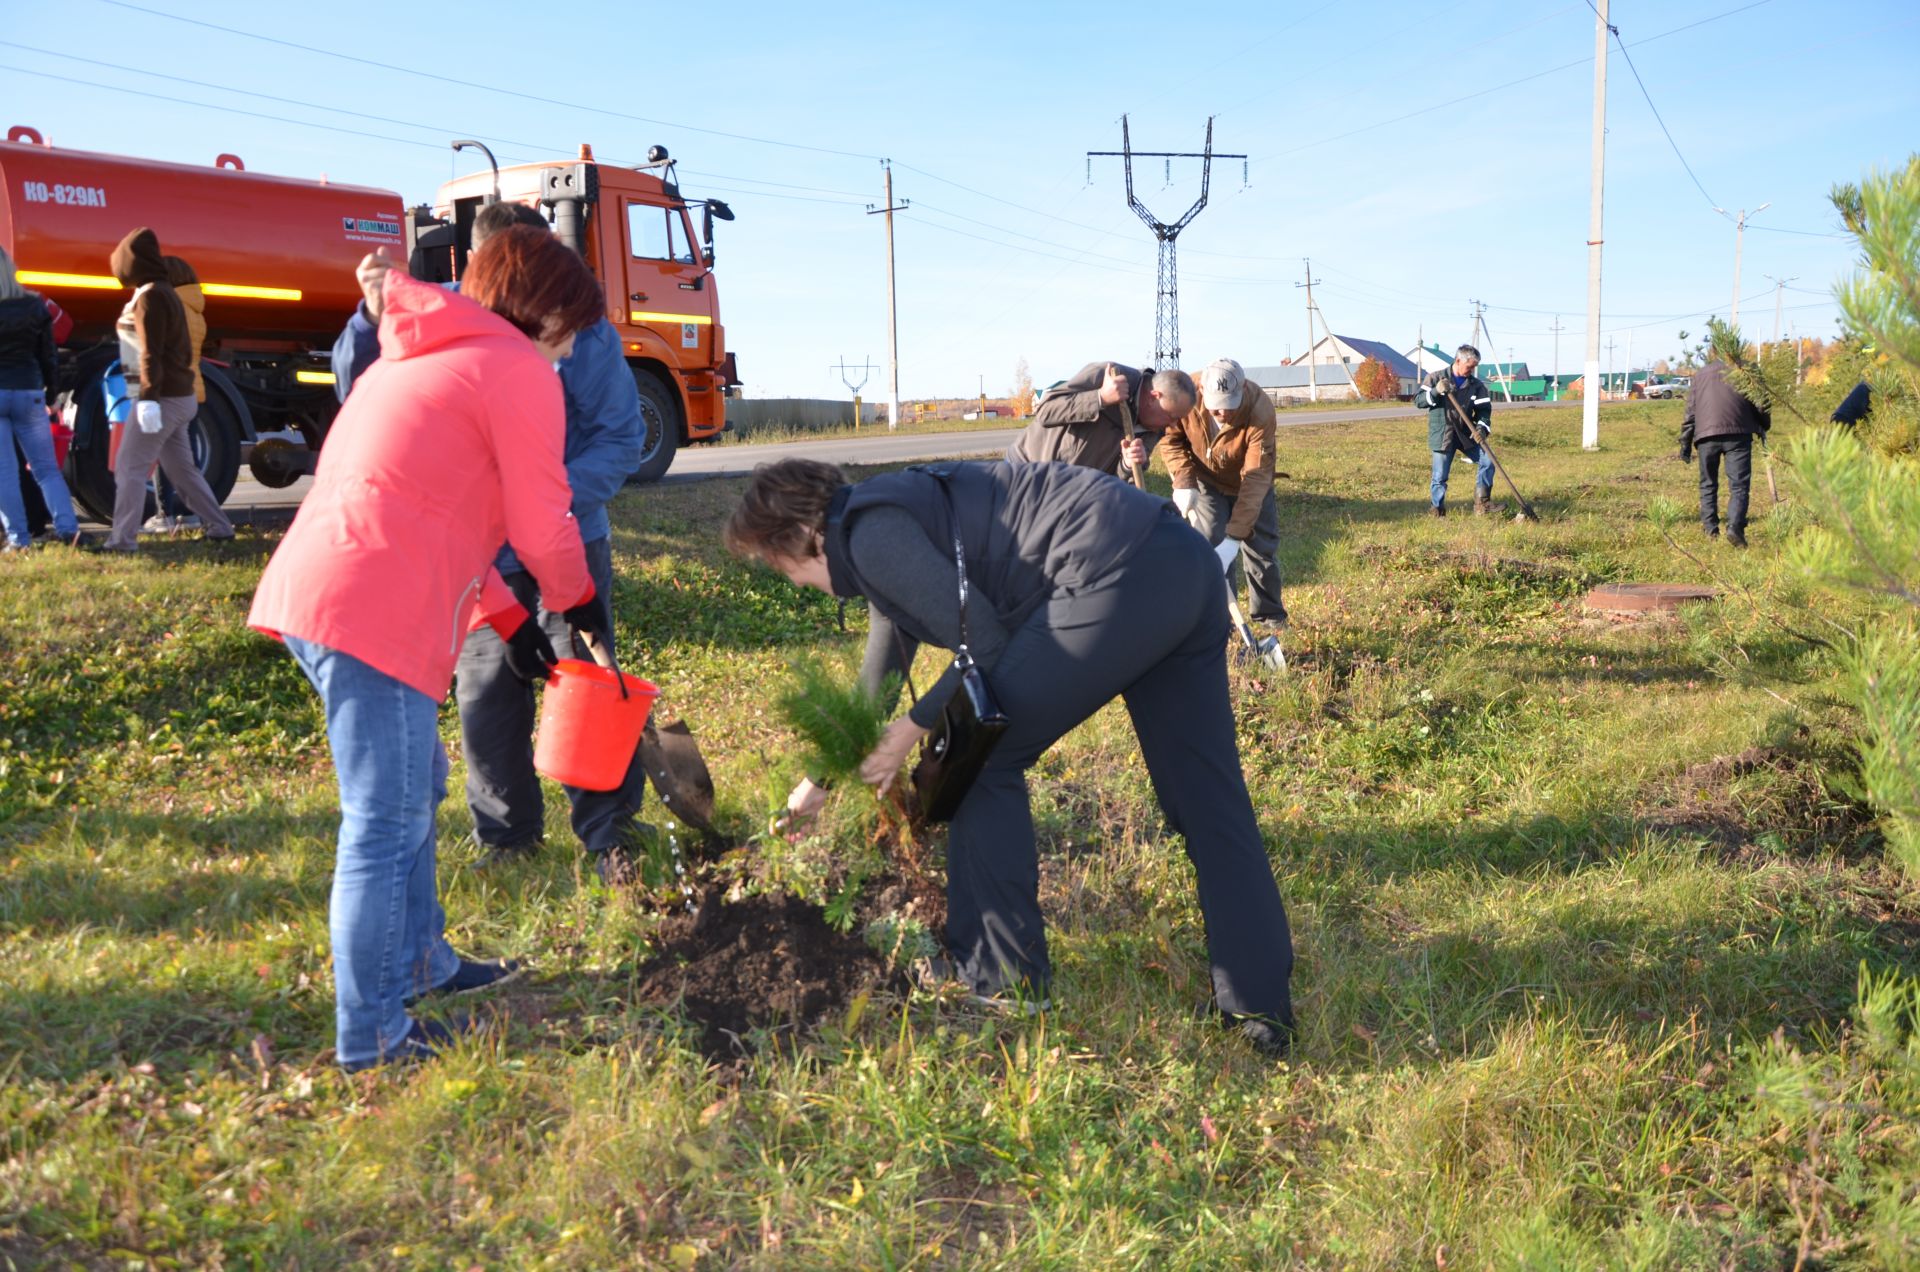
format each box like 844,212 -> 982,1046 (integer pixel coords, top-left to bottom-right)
633,892 -> 895,1060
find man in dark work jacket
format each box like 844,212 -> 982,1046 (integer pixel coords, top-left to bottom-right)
1007,361 -> 1196,480
1678,358 -> 1771,547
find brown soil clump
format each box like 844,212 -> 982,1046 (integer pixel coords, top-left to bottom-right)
633,892 -> 896,1061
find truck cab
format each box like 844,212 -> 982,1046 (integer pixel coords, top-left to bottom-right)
428,146 -> 738,482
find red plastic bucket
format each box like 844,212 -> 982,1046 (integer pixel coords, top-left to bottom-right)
534,659 -> 659,791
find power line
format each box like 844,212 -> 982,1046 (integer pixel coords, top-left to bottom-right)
1589,5 -> 1720,209
1,51 -> 882,211
1252,0 -> 1777,163
90,0 -> 883,162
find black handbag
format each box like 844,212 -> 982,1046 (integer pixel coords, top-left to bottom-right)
895,476 -> 1010,823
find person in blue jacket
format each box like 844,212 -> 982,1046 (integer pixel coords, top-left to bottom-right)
333,200 -> 649,882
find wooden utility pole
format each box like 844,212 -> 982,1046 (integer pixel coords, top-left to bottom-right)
1583,0 -> 1609,448
866,161 -> 909,430
1297,259 -> 1321,402
1549,315 -> 1565,400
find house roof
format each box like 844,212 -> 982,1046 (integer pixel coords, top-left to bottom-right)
1329,335 -> 1419,379
1482,361 -> 1531,378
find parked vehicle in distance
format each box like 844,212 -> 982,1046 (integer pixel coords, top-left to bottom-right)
1642,376 -> 1691,400
1,127 -> 739,517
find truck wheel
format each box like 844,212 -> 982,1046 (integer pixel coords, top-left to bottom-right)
64,365 -> 244,523
627,369 -> 681,484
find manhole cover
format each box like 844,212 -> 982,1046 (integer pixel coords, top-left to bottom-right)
1583,582 -> 1718,613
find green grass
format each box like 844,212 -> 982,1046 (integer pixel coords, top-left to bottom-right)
717,413 -> 1021,446
3,403 -> 1917,1269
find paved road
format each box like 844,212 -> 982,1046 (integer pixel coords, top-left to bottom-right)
199,398 -> 1567,518
666,399 -> 1567,481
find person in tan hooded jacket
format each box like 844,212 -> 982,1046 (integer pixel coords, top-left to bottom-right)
101,227 -> 233,551
1161,358 -> 1287,627
163,256 -> 207,404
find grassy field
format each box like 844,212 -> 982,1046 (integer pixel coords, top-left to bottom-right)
3,403 -> 1917,1270
717,413 -> 1020,446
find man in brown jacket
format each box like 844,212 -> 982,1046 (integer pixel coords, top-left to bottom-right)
1007,361 -> 1195,480
101,227 -> 233,552
1163,358 -> 1287,627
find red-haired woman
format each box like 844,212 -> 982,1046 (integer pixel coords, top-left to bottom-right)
250,227 -> 605,1071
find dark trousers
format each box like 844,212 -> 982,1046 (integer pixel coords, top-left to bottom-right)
1696,436 -> 1752,536
944,509 -> 1295,1023
1185,481 -> 1286,622
454,535 -> 647,855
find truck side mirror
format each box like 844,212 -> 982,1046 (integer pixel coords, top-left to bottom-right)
701,199 -> 734,264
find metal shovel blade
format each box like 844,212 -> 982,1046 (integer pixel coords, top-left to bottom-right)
639,717 -> 716,833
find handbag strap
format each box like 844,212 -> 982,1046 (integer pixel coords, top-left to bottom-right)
927,470 -> 976,668
880,467 -> 974,706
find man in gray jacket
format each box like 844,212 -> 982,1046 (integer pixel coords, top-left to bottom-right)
1007,361 -> 1195,481
1678,357 -> 1770,547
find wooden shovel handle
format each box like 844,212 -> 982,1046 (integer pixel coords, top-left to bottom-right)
577,627 -> 629,700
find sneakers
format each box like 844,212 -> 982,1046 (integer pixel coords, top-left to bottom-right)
473,837 -> 543,871
406,957 -> 524,1008
339,1016 -> 466,1073
913,955 -> 1051,1015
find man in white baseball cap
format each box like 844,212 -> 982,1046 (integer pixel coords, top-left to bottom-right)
1161,358 -> 1288,628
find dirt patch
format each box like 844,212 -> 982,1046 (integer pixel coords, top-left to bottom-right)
1641,743 -> 1876,861
633,892 -> 898,1061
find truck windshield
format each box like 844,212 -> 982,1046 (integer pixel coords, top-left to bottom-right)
628,204 -> 696,265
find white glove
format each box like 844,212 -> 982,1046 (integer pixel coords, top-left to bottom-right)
1171,488 -> 1197,515
135,400 -> 164,434
1214,537 -> 1241,574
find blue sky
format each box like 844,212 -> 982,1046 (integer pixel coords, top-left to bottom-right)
7,0 -> 1915,398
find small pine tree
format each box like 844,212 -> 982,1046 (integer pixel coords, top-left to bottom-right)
774,657 -> 893,785
1781,154 -> 1920,876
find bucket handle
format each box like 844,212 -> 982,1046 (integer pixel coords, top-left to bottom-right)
578,628 -> 630,701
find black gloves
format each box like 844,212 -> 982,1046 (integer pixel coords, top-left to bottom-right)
561,597 -> 612,651
502,616 -> 560,682
1678,445 -> 1694,463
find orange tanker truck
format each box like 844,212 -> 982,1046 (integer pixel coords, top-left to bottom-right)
0,126 -> 737,516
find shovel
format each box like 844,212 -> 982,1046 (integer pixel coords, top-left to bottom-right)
1221,549 -> 1286,671
1436,385 -> 1539,522
1188,510 -> 1285,671
577,628 -> 717,834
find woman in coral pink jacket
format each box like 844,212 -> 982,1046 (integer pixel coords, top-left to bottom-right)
250,227 -> 602,1071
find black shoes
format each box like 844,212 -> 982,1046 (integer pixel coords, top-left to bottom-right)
914,955 -> 1051,1015
1428,504 -> 1446,518
1726,529 -> 1748,548
1230,1014 -> 1294,1058
339,1017 -> 466,1073
594,848 -> 640,886
473,837 -> 543,871
406,957 -> 524,1008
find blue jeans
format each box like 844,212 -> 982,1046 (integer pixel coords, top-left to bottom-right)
0,387 -> 79,546
1430,444 -> 1495,510
284,636 -> 459,1066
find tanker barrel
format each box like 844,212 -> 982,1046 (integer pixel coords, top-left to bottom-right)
540,163 -> 599,258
